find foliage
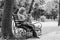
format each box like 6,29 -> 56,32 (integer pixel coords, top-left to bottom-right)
32,8 -> 45,20
43,0 -> 59,14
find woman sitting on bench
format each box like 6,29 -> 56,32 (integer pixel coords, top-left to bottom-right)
15,7 -> 38,38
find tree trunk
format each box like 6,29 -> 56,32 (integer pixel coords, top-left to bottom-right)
58,3 -> 60,26
28,0 -> 34,14
2,0 -> 14,39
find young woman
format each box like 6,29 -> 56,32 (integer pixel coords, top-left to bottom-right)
13,7 -> 38,38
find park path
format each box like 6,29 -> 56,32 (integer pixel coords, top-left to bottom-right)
27,21 -> 60,40
27,31 -> 60,40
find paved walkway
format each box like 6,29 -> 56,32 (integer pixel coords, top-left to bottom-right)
27,31 -> 60,40
40,31 -> 60,40
27,21 -> 60,40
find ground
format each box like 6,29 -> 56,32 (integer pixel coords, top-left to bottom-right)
27,21 -> 60,40
27,31 -> 60,40
0,21 -> 60,40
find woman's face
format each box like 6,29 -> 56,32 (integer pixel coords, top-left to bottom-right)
19,9 -> 25,14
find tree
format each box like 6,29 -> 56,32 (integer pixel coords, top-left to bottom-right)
58,3 -> 60,26
32,8 -> 45,20
2,0 -> 14,39
27,0 -> 34,14
43,0 -> 59,14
